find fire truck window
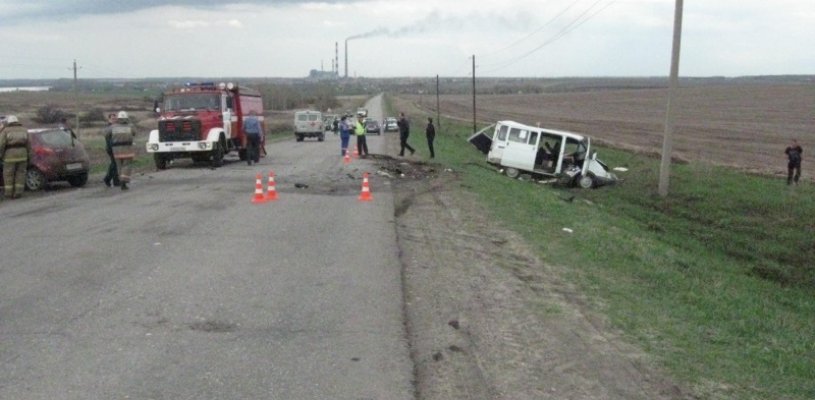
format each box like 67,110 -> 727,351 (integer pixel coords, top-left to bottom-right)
226,97 -> 234,110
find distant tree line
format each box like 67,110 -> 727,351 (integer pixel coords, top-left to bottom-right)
257,82 -> 340,111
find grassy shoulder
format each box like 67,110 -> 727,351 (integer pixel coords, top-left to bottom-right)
431,120 -> 815,400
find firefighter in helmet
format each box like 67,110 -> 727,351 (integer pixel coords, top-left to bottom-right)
103,111 -> 136,190
0,115 -> 29,199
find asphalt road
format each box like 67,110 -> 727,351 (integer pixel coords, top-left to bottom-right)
0,95 -> 414,399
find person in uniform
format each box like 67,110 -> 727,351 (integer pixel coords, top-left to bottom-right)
339,115 -> 351,156
102,113 -> 119,187
243,111 -> 262,165
103,111 -> 136,190
355,114 -> 369,158
0,115 -> 29,199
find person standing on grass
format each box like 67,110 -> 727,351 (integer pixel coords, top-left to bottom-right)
785,139 -> 803,185
425,117 -> 436,159
397,112 -> 415,157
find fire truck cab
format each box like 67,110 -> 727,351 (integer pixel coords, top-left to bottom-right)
146,82 -> 265,169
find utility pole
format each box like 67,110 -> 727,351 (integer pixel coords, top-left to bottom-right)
436,74 -> 440,131
72,59 -> 80,137
472,55 -> 476,133
658,0 -> 684,197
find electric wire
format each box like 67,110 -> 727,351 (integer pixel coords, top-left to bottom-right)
480,0 -> 617,74
478,0 -> 584,59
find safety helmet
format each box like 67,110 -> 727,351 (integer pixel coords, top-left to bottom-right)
5,115 -> 19,124
117,111 -> 129,120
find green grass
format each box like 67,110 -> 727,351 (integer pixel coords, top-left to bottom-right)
432,120 -> 815,400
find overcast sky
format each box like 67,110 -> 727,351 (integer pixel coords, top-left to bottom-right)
1,0 -> 813,79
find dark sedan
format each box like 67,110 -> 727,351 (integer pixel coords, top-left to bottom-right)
0,128 -> 90,191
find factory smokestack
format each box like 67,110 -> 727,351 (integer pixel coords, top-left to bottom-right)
344,39 -> 348,79
335,42 -> 339,77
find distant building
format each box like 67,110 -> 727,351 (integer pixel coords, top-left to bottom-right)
308,69 -> 339,81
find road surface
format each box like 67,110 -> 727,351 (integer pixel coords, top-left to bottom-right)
0,95 -> 414,399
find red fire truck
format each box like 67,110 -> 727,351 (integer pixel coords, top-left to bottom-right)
146,82 -> 265,169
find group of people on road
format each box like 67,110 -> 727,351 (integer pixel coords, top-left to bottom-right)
336,111 -> 436,160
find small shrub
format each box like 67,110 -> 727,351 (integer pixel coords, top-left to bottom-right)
34,104 -> 70,124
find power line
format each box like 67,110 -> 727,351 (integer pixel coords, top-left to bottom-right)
480,0 -> 617,74
478,0 -> 583,59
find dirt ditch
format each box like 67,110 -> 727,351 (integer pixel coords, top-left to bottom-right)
373,135 -> 690,399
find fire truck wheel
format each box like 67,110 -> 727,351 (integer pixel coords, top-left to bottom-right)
211,141 -> 225,168
154,154 -> 168,170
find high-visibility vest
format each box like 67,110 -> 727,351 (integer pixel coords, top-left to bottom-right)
355,120 -> 365,136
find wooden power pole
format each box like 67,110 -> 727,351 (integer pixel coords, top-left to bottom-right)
436,74 -> 440,131
658,0 -> 684,197
472,55 -> 476,133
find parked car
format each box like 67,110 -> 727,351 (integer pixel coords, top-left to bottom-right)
384,117 -> 398,132
365,120 -> 381,135
0,128 -> 90,191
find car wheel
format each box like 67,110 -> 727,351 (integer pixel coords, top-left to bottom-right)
578,174 -> 594,189
505,167 -> 520,179
318,134 -> 324,142
67,172 -> 88,187
296,135 -> 304,142
154,154 -> 168,170
25,168 -> 46,191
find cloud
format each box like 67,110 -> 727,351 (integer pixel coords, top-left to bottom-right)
168,18 -> 244,29
0,0 -> 354,22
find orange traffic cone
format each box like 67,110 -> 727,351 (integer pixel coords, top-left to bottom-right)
343,150 -> 351,165
353,148 -> 359,159
358,172 -> 373,202
251,173 -> 266,204
265,171 -> 279,201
